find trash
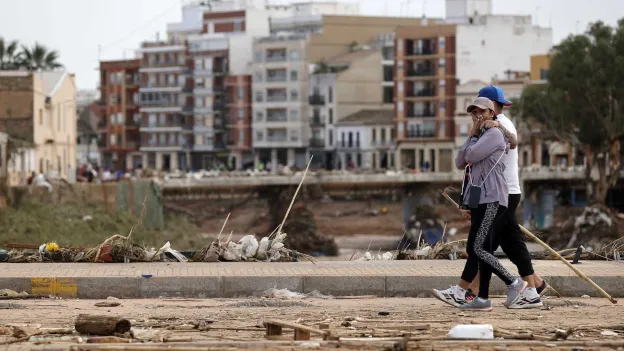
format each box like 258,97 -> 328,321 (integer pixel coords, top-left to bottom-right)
378,311 -> 390,316
74,314 -> 131,336
94,301 -> 121,307
0,289 -> 28,297
581,294 -> 590,298
601,330 -> 619,336
239,235 -> 259,258
448,324 -> 494,340
159,242 -> 187,263
82,215 -> 93,221
262,288 -> 334,300
142,274 -> 152,278
0,250 -> 8,262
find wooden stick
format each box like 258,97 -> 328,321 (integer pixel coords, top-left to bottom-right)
276,156 -> 312,235
441,191 -> 618,304
216,213 -> 230,242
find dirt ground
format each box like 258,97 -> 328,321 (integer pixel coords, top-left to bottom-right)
2,297 -> 623,350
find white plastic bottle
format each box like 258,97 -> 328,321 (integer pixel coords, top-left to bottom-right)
448,324 -> 494,340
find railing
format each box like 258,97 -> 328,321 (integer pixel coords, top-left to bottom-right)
406,130 -> 436,138
308,94 -> 325,105
339,140 -> 361,149
410,88 -> 436,97
266,75 -> 287,82
267,94 -> 287,102
143,60 -> 185,68
406,69 -> 436,77
407,47 -> 435,56
266,114 -> 288,122
267,135 -> 288,142
310,116 -> 325,126
410,111 -> 436,117
266,55 -> 287,62
140,99 -> 179,107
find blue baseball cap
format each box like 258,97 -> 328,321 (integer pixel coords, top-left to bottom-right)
478,85 -> 512,106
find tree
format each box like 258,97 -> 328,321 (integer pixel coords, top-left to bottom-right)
512,19 -> 624,205
18,43 -> 62,71
0,38 -> 21,70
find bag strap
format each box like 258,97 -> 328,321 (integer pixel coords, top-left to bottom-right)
468,149 -> 505,188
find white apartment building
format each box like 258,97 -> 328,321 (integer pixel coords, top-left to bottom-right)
251,33 -> 310,170
446,0 -> 553,83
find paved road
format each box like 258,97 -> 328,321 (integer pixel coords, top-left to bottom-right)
0,260 -> 622,299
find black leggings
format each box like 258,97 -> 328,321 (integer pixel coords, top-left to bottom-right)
460,195 -> 534,283
466,202 -> 515,299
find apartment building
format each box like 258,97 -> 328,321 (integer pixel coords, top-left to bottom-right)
335,109 -> 394,170
307,48 -> 389,169
446,0 -> 552,83
530,54 -> 551,82
97,59 -> 141,170
252,34 -> 309,169
394,24 -> 458,173
0,71 -> 77,185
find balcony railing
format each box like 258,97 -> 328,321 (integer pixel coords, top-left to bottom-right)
410,88 -> 436,97
143,60 -> 185,68
267,94 -> 287,102
406,68 -> 436,77
140,99 -> 180,107
410,110 -> 436,118
309,138 -> 325,148
310,116 -> 325,126
308,94 -> 325,105
266,75 -> 287,82
266,114 -> 288,122
407,47 -> 435,56
266,54 -> 287,62
406,129 -> 436,138
339,140 -> 361,149
267,135 -> 288,142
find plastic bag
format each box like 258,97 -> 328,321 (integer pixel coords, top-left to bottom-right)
239,235 -> 259,258
160,241 -> 188,262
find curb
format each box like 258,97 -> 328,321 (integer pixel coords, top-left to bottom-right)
0,274 -> 622,299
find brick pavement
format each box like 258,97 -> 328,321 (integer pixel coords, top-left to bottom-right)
0,260 -> 621,299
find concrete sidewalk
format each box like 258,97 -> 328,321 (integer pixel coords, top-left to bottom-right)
0,260 -> 622,299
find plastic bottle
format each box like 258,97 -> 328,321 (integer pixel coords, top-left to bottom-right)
448,324 -> 494,340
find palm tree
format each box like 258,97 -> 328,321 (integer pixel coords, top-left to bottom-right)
19,43 -> 62,71
0,38 -> 21,70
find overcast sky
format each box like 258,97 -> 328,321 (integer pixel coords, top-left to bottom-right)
1,0 -> 622,90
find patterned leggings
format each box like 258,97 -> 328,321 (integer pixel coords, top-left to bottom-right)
468,202 -> 515,299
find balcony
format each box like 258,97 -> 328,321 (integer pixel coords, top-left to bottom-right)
406,47 -> 435,56
409,88 -> 436,97
309,138 -> 325,148
97,120 -> 107,130
266,74 -> 287,83
310,115 -> 325,126
406,129 -> 436,138
267,135 -> 288,142
266,53 -> 287,63
338,140 -> 361,149
308,94 -> 325,105
406,68 -> 436,77
410,110 -> 436,118
267,94 -> 288,102
266,113 -> 288,123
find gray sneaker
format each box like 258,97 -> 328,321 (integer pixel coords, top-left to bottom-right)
459,297 -> 492,311
505,278 -> 528,306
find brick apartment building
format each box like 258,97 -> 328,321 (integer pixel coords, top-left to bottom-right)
394,24 -> 458,173
97,59 -> 141,170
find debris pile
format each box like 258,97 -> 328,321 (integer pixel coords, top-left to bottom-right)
281,205 -> 339,256
193,232 -> 296,262
357,239 -> 467,261
547,206 -> 621,249
402,204 -> 446,249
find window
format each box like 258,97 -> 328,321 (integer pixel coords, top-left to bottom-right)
327,87 -> 333,103
256,130 -> 264,141
290,130 -> 299,141
328,108 -> 333,124
398,81 -> 404,93
540,68 -> 549,80
398,122 -> 404,135
110,114 -> 115,124
237,87 -> 244,100
383,86 -> 394,104
109,94 -> 116,105
255,71 -> 263,81
194,58 -> 203,69
254,51 -> 263,62
459,124 -> 468,136
397,39 -> 403,53
439,37 -> 446,48
439,79 -> 446,88
238,130 -> 244,143
397,101 -> 404,112
255,110 -> 263,121
290,109 -> 299,121
290,70 -> 298,81
439,101 -> 445,112
109,134 -> 116,145
439,58 -> 446,68
169,133 -> 176,145
255,91 -> 263,102
439,123 -> 446,137
328,130 -> 333,146
109,73 -> 115,84
203,58 -> 212,70
289,50 -> 299,60
237,108 -> 244,120
195,96 -> 203,107
290,89 -> 298,101
168,74 -> 175,85
234,21 -> 242,32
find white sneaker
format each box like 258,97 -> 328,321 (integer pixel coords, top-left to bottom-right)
508,288 -> 544,309
432,285 -> 475,308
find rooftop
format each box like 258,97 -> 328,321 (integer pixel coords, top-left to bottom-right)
337,109 -> 393,126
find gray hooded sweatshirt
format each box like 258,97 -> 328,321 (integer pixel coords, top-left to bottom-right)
456,127 -> 509,208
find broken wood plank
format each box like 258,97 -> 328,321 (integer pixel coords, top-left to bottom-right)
263,319 -> 328,336
75,314 -> 131,336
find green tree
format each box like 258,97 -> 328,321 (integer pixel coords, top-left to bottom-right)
512,20 -> 624,205
0,38 -> 21,70
19,43 -> 62,71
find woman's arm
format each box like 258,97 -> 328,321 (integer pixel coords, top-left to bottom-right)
456,135 -> 478,169
463,128 -> 505,164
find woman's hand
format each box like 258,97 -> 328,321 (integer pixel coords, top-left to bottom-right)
460,209 -> 471,221
469,116 -> 482,136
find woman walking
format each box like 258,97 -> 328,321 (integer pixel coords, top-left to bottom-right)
455,97 -> 527,311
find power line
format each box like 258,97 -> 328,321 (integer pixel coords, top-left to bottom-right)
100,1 -> 180,53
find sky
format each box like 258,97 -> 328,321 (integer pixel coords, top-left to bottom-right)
1,0 -> 622,90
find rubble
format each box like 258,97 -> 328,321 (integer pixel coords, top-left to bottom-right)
545,206 -> 621,249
